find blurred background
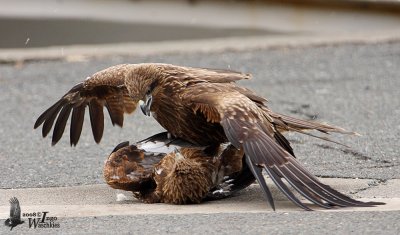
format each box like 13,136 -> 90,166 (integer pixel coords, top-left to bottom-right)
0,0 -> 399,50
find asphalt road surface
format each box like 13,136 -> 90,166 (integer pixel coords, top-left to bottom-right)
2,211 -> 400,235
0,41 -> 399,234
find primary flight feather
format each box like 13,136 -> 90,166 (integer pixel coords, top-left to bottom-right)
34,63 -> 383,210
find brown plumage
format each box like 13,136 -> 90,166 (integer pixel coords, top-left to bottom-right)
35,63 -> 383,210
144,148 -> 217,204
103,141 -> 160,194
103,133 -> 248,204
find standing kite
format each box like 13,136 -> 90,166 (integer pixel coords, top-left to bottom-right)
34,63 -> 383,210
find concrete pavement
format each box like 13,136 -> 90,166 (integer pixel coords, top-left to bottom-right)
0,179 -> 399,219
0,179 -> 399,234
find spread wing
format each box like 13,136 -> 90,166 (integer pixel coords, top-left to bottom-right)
183,84 -> 383,210
9,197 -> 21,222
34,64 -> 138,146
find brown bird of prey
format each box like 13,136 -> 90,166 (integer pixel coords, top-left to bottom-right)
34,63 -> 383,210
104,132 -> 249,204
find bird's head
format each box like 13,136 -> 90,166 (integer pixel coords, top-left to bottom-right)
126,64 -> 162,116
171,148 -> 188,170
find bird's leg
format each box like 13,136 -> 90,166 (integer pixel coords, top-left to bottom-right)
206,145 -> 252,201
205,185 -> 234,201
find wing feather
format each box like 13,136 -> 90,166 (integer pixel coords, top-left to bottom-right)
169,65 -> 252,83
231,116 -> 382,209
70,105 -> 86,146
105,95 -> 124,127
35,83 -> 137,145
184,86 -> 383,209
244,148 -> 275,210
199,69 -> 251,83
123,95 -> 137,113
40,101 -> 64,137
35,64 -> 139,145
89,99 -> 105,144
52,104 -> 73,145
269,110 -> 357,135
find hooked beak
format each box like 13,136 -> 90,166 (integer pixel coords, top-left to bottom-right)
140,94 -> 153,116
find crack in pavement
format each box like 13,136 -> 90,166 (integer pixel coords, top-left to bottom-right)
274,100 -> 320,121
348,179 -> 387,195
315,144 -> 394,166
288,104 -> 320,120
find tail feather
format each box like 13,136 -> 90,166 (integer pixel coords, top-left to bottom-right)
288,127 -> 350,148
271,111 -> 357,135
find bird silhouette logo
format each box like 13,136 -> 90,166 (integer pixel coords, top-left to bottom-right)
4,197 -> 24,230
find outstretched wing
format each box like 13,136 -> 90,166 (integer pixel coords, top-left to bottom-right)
9,197 -> 21,221
34,64 -> 138,146
183,84 -> 383,210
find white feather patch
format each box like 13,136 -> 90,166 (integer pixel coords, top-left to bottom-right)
155,167 -> 163,175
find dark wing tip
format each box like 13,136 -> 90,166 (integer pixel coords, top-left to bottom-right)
34,83 -> 83,130
94,137 -> 102,144
245,155 -> 276,211
89,100 -> 105,144
34,108 -> 50,129
51,105 -> 73,145
70,105 -> 86,146
111,141 -> 130,154
361,201 -> 386,206
223,115 -> 382,210
33,118 -> 42,129
138,132 -> 170,143
70,82 -> 84,92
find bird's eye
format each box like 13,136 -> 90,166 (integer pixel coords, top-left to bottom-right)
145,87 -> 151,95
146,80 -> 158,96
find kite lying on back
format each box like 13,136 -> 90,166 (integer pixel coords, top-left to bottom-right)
103,132 -> 250,204
34,63 -> 383,210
